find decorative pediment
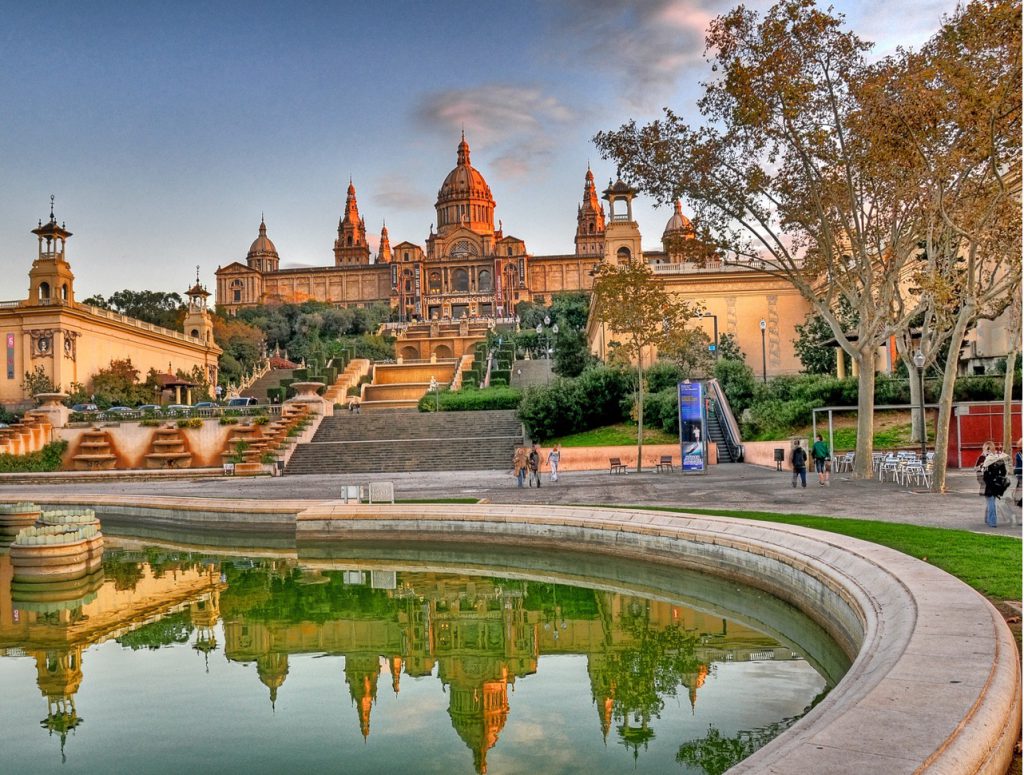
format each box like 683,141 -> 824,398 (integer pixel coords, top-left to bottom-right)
216,262 -> 257,276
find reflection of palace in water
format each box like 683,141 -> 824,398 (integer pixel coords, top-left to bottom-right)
0,551 -> 803,772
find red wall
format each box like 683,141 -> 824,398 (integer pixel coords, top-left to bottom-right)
948,402 -> 1022,468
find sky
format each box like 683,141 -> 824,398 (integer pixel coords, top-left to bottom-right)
0,0 -> 958,302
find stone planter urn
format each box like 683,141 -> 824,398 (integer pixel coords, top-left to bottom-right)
33,393 -> 70,429
285,382 -> 333,417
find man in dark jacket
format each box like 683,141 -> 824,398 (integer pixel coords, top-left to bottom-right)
791,441 -> 808,489
528,444 -> 541,488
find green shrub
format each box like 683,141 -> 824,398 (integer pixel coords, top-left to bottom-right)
489,376 -> 508,387
176,417 -> 203,429
713,358 -> 757,415
253,415 -> 269,425
140,418 -> 161,427
0,440 -> 68,473
219,417 -> 239,425
644,387 -> 681,435
418,386 -> 523,412
645,361 -> 685,394
954,376 -> 1003,401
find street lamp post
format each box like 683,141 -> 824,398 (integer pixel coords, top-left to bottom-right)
699,311 -> 719,360
912,349 -> 927,461
759,319 -> 767,383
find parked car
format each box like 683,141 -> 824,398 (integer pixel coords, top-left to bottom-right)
193,401 -> 218,409
164,404 -> 192,415
137,404 -> 162,413
104,406 -> 134,416
71,403 -> 99,413
226,397 -> 259,407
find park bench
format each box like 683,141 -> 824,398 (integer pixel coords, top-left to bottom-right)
609,457 -> 627,474
655,455 -> 675,473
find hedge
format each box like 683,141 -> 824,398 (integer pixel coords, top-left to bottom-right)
417,386 -> 522,412
0,440 -> 68,473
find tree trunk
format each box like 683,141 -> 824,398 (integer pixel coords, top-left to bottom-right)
931,309 -> 972,493
1003,346 -> 1018,450
636,358 -> 644,473
852,353 -> 876,479
906,357 -> 925,444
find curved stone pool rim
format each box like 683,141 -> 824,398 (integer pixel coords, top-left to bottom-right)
6,494 -> 1021,774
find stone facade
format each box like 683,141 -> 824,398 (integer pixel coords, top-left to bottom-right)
214,135 -> 812,373
0,207 -> 222,406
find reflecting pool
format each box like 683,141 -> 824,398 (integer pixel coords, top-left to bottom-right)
0,539 -> 848,774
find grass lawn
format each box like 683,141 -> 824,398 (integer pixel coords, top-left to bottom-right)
642,506 -> 1021,600
551,422 -> 677,447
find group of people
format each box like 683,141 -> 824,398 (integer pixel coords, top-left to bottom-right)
975,440 -> 1021,528
512,443 -> 561,487
789,435 -> 832,489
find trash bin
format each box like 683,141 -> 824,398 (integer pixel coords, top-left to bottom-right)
773,448 -> 785,471
274,460 -> 285,477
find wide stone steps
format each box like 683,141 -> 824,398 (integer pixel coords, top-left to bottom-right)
241,368 -> 295,401
285,409 -> 523,475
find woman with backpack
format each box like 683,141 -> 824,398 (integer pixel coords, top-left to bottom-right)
979,448 -> 1012,528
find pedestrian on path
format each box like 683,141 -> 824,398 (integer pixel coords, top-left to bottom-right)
979,448 -> 1011,527
812,434 -> 830,487
528,444 -> 541,488
546,444 -> 561,483
1012,438 -> 1022,509
512,447 -> 528,488
791,441 -> 808,489
974,441 -> 995,495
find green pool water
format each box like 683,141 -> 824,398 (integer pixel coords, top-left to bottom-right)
0,540 -> 846,774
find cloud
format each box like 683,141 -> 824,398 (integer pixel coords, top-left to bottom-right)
414,84 -> 577,179
545,0 -> 724,109
372,173 -> 432,211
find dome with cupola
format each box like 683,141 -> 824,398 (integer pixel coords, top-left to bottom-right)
435,133 -> 496,236
663,200 -> 693,236
246,217 -> 279,272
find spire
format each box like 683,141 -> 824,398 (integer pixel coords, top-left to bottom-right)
457,132 -> 471,166
378,221 -> 392,263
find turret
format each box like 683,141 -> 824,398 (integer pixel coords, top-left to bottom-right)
574,166 -> 606,257
334,180 -> 371,265
378,222 -> 392,264
27,197 -> 76,306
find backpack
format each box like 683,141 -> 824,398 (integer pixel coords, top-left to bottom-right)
792,446 -> 807,467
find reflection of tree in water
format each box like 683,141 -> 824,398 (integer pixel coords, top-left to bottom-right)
102,556 -> 145,591
676,689 -> 829,774
607,599 -> 703,762
115,609 -> 194,650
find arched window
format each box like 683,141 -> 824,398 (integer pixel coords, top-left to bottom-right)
477,269 -> 492,292
190,328 -> 200,338
347,236 -> 353,246
452,268 -> 469,292
428,271 -> 442,292
38,282 -> 50,300
617,247 -> 632,261
61,283 -> 69,300
589,223 -> 594,233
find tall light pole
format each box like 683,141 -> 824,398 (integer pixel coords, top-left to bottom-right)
759,319 -> 767,383
699,311 -> 719,360
912,349 -> 927,461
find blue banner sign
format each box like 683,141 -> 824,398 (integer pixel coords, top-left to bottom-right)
678,381 -> 706,473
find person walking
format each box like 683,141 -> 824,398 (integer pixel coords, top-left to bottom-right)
979,448 -> 1012,527
791,441 -> 808,489
528,444 -> 542,488
974,441 -> 995,495
1013,438 -> 1022,509
811,434 -> 830,486
546,443 -> 561,483
512,447 -> 528,488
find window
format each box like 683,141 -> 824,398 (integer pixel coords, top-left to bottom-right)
404,252 -> 410,261
428,272 -> 442,292
478,269 -> 492,292
452,268 -> 469,292
617,247 -> 631,261
233,290 -> 242,302
61,283 -> 69,300
38,282 -> 50,299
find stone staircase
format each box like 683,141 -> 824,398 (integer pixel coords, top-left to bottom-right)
241,368 -> 295,402
285,409 -> 524,475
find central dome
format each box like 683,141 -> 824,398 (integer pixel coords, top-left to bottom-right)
435,134 -> 496,236
248,218 -> 278,259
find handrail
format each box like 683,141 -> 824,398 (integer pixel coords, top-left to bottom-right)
706,378 -> 744,462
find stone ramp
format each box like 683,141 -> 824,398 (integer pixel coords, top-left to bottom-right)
285,409 -> 523,474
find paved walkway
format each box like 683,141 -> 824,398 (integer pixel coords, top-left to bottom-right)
2,464 -> 1020,536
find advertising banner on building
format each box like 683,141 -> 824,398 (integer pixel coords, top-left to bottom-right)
6,333 -> 13,380
678,381 -> 706,473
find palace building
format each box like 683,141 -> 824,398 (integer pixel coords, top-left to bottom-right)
0,203 -> 222,406
215,134 -> 813,373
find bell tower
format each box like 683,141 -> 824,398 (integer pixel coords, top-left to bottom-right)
27,196 -> 76,306
574,166 -> 606,257
183,267 -> 214,344
334,180 -> 371,265
601,177 -> 642,265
